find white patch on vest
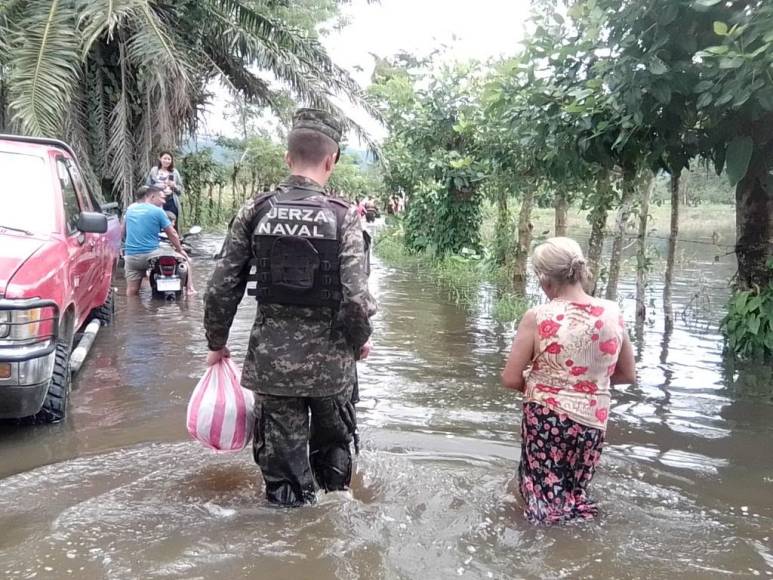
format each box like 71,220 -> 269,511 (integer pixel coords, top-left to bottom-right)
257,220 -> 325,237
265,206 -> 332,223
258,204 -> 335,238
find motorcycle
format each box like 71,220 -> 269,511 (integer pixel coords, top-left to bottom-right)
148,226 -> 201,299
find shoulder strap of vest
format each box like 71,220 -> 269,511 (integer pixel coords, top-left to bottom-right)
253,190 -> 277,208
276,187 -> 320,203
327,197 -> 351,209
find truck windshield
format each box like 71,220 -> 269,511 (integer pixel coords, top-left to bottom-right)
0,151 -> 55,234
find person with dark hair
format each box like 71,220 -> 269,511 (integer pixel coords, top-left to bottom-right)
203,108 -> 376,507
146,151 -> 184,224
122,185 -> 188,296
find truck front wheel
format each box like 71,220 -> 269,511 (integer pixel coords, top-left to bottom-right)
89,286 -> 115,325
33,340 -> 72,424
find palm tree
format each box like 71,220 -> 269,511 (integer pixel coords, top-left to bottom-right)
0,0 -> 373,207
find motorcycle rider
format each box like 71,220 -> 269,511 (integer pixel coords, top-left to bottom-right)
123,185 -> 190,296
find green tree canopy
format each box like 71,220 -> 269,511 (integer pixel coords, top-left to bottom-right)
0,0 -> 373,206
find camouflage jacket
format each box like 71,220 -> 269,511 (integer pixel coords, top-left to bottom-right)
204,175 -> 376,397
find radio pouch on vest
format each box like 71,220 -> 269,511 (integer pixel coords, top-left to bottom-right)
249,186 -> 348,308
270,236 -> 320,291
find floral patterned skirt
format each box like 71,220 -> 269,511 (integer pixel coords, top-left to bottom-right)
518,402 -> 605,525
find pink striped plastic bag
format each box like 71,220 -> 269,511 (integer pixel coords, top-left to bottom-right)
186,358 -> 255,452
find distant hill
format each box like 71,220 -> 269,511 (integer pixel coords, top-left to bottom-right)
180,135 -> 242,164
182,135 -> 376,168
343,147 -> 376,167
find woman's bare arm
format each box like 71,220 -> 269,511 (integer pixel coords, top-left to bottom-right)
501,309 -> 537,393
611,333 -> 636,385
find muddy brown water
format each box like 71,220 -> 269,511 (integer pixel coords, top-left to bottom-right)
0,228 -> 771,579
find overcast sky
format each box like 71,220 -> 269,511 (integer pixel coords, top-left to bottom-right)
199,0 -> 532,140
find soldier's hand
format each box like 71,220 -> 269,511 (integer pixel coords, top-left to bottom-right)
207,346 -> 230,366
358,340 -> 372,361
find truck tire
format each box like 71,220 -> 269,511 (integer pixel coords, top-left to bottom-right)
89,287 -> 115,325
33,340 -> 72,424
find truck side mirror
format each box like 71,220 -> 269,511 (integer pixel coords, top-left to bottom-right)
77,212 -> 108,234
100,201 -> 121,217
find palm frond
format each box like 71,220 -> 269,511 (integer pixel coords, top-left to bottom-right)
203,0 -> 378,118
64,82 -> 101,194
151,80 -> 175,150
204,47 -> 276,107
107,40 -> 134,206
76,0 -> 140,57
8,0 -> 82,136
0,0 -> 25,60
125,2 -> 190,83
86,59 -> 109,179
134,78 -> 153,184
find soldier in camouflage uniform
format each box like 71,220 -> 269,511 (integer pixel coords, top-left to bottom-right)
203,109 -> 376,507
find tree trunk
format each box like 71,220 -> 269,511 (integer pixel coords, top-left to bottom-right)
585,172 -> 613,295
217,183 -> 224,222
207,183 -> 215,224
554,194 -> 569,237
494,188 -> 510,265
231,165 -> 239,212
663,170 -> 681,331
249,170 -> 257,200
586,205 -> 607,295
735,152 -> 772,290
512,189 -> 535,296
605,167 -> 637,301
0,77 -> 7,132
635,173 -> 655,324
192,190 -> 200,225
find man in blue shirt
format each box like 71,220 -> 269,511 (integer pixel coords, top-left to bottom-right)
123,186 -> 188,296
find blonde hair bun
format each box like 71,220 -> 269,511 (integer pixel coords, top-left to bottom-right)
533,237 -> 589,285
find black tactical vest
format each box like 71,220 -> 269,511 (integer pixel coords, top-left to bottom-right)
247,187 -> 350,308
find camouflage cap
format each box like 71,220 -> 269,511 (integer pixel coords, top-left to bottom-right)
292,108 -> 343,144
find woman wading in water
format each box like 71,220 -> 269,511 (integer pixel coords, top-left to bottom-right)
501,237 -> 635,524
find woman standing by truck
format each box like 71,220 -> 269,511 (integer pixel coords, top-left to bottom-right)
146,151 -> 183,227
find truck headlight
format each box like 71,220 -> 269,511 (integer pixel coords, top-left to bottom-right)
0,307 -> 51,342
0,311 -> 9,339
13,308 -> 41,340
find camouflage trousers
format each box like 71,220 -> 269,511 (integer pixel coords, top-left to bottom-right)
252,385 -> 357,507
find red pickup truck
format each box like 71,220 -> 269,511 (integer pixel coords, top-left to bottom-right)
0,135 -> 121,423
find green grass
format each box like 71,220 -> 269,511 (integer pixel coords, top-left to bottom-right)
433,254 -> 486,308
493,292 -> 532,324
374,223 -> 532,323
481,200 -> 735,248
527,202 -> 735,241
372,229 -> 421,268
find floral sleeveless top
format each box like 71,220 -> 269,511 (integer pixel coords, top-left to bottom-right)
524,299 -> 624,430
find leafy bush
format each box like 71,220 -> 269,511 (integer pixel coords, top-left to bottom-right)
722,271 -> 773,360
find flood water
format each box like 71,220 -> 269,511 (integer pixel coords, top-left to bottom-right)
0,226 -> 771,579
